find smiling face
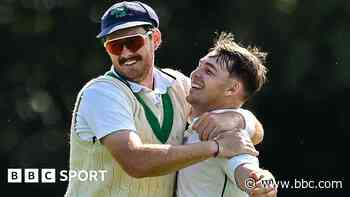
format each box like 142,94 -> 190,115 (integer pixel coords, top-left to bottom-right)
186,50 -> 240,113
187,32 -> 268,115
105,26 -> 161,84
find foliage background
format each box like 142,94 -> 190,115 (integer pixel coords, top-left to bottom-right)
1,0 -> 349,196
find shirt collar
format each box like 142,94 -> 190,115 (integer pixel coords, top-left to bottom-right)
111,66 -> 175,94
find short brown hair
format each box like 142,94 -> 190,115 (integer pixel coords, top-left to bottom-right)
210,32 -> 268,99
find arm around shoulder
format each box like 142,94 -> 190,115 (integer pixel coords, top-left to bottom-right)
101,130 -> 218,178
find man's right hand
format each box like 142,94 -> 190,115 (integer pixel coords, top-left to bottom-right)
192,111 -> 245,141
249,170 -> 278,197
214,130 -> 259,158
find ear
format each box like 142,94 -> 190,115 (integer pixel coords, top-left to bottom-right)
151,28 -> 162,50
224,80 -> 240,96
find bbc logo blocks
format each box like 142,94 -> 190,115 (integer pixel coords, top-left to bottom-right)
8,169 -> 22,183
41,169 -> 56,183
8,168 -> 56,183
8,168 -> 107,183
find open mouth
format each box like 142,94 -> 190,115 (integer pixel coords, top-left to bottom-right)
191,82 -> 204,90
124,59 -> 137,66
119,56 -> 141,66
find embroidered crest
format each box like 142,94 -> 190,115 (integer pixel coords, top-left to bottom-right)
110,6 -> 128,18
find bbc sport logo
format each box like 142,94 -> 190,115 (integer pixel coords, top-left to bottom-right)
7,168 -> 107,183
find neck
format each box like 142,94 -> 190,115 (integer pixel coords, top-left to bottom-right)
140,70 -> 154,89
116,66 -> 155,90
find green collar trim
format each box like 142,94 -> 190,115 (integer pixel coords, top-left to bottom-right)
105,70 -> 174,144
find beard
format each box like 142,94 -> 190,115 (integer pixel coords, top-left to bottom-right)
115,58 -> 153,83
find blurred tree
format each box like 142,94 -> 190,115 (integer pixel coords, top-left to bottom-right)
1,0 -> 348,196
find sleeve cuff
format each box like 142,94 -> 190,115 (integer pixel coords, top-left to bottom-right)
225,154 -> 259,179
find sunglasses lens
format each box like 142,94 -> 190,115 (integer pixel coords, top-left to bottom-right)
106,35 -> 145,56
126,36 -> 145,52
106,41 -> 123,55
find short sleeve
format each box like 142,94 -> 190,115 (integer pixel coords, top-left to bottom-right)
79,81 -> 136,139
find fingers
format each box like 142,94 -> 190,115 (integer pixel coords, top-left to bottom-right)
251,181 -> 277,197
251,186 -> 276,197
201,123 -> 216,141
192,112 -> 215,141
208,127 -> 220,140
191,112 -> 205,137
193,111 -> 245,141
215,131 -> 259,157
196,118 -> 210,140
249,170 -> 278,197
249,171 -> 264,181
191,112 -> 208,131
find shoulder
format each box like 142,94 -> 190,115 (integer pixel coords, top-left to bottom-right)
83,76 -> 133,97
161,68 -> 189,81
161,68 -> 190,90
78,77 -> 136,108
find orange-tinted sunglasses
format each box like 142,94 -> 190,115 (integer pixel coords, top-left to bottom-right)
104,31 -> 152,56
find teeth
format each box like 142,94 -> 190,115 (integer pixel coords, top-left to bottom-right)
191,83 -> 202,89
125,60 -> 137,65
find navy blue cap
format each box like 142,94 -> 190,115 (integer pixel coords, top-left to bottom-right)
96,1 -> 159,38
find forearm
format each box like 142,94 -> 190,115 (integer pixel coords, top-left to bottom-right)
131,141 -> 217,177
102,130 -> 217,178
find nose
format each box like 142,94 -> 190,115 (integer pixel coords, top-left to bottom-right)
191,68 -> 202,81
119,44 -> 134,57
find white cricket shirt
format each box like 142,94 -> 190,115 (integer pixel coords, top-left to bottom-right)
74,66 -> 175,141
177,109 -> 259,197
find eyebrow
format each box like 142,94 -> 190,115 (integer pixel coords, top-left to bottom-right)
200,59 -> 218,72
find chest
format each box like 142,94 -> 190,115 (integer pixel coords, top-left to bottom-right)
132,90 -> 187,145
